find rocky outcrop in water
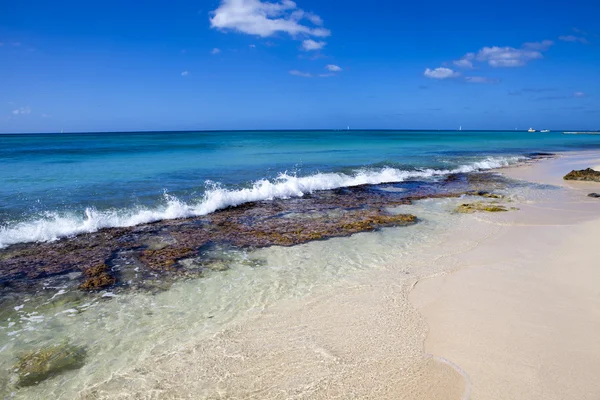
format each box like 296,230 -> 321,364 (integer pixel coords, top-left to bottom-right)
14,343 -> 86,387
79,264 -> 117,291
0,172 -> 514,302
563,168 -> 600,182
455,201 -> 511,213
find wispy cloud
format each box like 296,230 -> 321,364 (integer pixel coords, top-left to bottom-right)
475,46 -> 544,67
211,48 -> 221,54
12,106 -> 31,115
523,40 -> 554,50
536,95 -> 568,101
289,69 -> 312,77
325,64 -> 342,72
523,88 -> 556,93
536,92 -> 587,101
465,76 -> 499,84
210,0 -> 330,38
450,40 -> 553,70
181,71 -> 189,76
559,35 -> 589,44
453,58 -> 473,69
301,39 -> 326,51
0,42 -> 26,48
249,44 -> 256,48
424,67 -> 459,79
509,88 -> 556,96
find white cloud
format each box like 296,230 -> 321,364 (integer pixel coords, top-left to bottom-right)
448,41 -> 552,71
523,40 -> 554,50
465,76 -> 499,84
301,39 -> 326,51
559,35 -> 589,44
573,91 -> 586,98
210,0 -> 330,38
453,58 -> 473,69
306,13 -> 323,26
289,69 -> 312,77
249,44 -> 256,48
325,64 -> 342,72
424,67 -> 459,79
318,73 -> 335,77
181,71 -> 189,76
211,48 -> 221,54
41,113 -> 50,118
475,46 -> 543,67
12,106 -> 31,115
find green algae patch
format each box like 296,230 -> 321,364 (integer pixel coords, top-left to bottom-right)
466,190 -> 504,199
564,168 -> 600,182
455,202 -> 510,213
79,264 -> 116,291
14,343 -> 87,387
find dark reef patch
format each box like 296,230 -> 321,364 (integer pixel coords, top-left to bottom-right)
0,172 -> 514,305
564,168 -> 600,182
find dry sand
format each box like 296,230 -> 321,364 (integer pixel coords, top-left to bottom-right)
411,152 -> 600,400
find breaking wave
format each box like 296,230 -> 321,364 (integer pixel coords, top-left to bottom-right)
0,156 -> 523,248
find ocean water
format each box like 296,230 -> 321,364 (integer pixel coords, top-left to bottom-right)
1,130 -> 599,248
2,131 -> 600,397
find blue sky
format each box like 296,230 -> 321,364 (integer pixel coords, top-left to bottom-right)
1,0 -> 599,133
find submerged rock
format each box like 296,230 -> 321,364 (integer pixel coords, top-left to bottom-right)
564,168 -> 600,182
14,343 -> 86,387
455,202 -> 510,213
527,152 -> 555,159
79,264 -> 116,291
588,193 -> 600,198
466,190 -> 504,199
0,172 -> 518,300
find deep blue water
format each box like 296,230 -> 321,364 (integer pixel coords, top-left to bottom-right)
1,130 -> 599,247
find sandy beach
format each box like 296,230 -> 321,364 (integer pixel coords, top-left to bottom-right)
62,153 -> 599,399
3,151 -> 600,399
412,152 -> 600,399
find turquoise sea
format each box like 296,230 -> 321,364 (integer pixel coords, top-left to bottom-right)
2,130 -> 600,398
1,130 -> 600,248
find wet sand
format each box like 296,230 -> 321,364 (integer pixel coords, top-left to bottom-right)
411,152 -> 600,400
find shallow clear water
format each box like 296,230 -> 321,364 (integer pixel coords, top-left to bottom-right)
0,196 -> 485,398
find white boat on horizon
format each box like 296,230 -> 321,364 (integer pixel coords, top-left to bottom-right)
528,128 -> 536,132
540,129 -> 550,133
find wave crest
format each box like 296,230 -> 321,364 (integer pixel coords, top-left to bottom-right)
0,156 -> 523,248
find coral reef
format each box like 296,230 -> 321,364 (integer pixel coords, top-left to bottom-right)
14,343 -> 86,387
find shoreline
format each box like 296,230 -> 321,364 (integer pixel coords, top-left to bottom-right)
411,152 -> 600,399
3,151 -> 599,398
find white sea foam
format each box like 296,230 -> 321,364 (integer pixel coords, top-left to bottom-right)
0,156 -> 523,248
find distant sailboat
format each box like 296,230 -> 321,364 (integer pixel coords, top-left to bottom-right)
459,126 -> 462,131
347,126 -> 350,130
